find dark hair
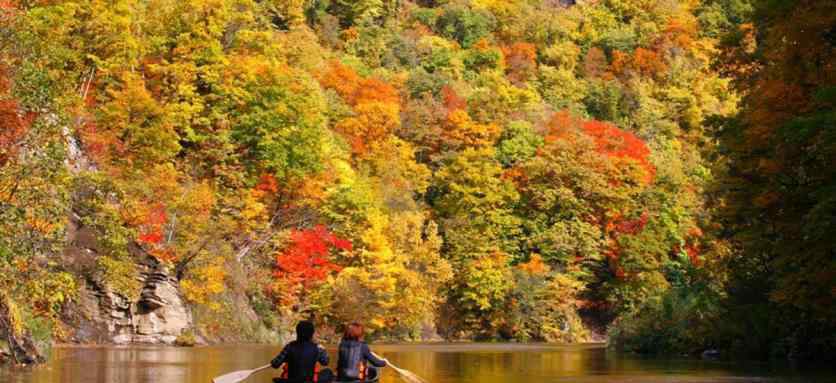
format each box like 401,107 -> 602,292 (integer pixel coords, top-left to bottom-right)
343,322 -> 364,341
296,320 -> 315,341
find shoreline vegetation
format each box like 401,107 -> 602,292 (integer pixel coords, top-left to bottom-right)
1,0 -> 833,367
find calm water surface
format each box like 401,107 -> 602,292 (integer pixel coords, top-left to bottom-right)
1,343 -> 832,383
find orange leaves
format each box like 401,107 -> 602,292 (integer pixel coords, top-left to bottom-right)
581,120 -> 655,185
443,109 -> 500,149
658,18 -> 698,51
502,42 -> 537,84
319,61 -> 363,101
441,85 -> 467,111
336,101 -> 401,154
438,85 -> 499,149
611,48 -> 668,79
543,110 -> 582,144
0,63 -> 9,94
319,61 -> 402,156
319,61 -> 399,107
516,254 -> 551,276
0,0 -> 17,18
633,48 -> 666,76
502,42 -> 537,62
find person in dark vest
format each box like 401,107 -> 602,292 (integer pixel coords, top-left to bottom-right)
336,323 -> 387,381
271,320 -> 334,382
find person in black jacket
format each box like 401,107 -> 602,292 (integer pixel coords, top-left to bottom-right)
336,322 -> 388,381
271,321 -> 333,383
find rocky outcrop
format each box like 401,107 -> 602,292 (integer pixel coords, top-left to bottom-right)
66,268 -> 193,345
132,271 -> 192,344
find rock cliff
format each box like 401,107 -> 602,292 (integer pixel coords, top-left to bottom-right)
65,268 -> 193,345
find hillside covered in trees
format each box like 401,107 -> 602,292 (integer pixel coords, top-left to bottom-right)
0,0 -> 833,364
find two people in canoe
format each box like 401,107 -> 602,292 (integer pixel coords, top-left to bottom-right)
271,321 -> 388,383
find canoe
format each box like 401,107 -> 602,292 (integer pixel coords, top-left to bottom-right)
273,368 -> 379,383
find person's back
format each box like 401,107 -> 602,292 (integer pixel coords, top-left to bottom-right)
337,323 -> 387,381
271,321 -> 332,383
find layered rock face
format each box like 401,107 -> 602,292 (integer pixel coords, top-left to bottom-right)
68,268 -> 192,345
60,210 -> 194,345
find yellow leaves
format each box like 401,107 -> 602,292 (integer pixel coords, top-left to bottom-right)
335,101 -> 401,155
0,292 -> 24,337
444,109 -> 501,149
97,256 -> 141,300
269,0 -> 307,28
461,250 -> 513,311
181,256 -> 226,310
29,271 -> 77,317
118,163 -> 218,264
239,191 -> 267,228
359,209 -> 394,261
542,41 -> 581,71
98,73 -> 181,167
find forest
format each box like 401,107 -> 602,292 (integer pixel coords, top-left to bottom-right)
0,0 -> 833,364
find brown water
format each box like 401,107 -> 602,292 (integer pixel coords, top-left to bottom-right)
0,343 -> 832,383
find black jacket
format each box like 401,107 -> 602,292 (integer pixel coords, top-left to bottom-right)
271,340 -> 330,382
336,340 -> 386,380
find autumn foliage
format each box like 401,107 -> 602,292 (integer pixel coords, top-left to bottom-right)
5,0 -> 830,360
274,225 -> 351,304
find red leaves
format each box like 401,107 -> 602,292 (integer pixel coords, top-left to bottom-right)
136,203 -> 175,262
604,212 -> 650,269
441,85 -> 467,112
0,64 -> 35,166
614,212 -> 649,235
0,101 -> 34,166
138,231 -> 163,244
275,225 -> 350,289
581,119 -> 655,184
255,173 -> 279,194
137,204 -> 167,245
545,112 -> 656,185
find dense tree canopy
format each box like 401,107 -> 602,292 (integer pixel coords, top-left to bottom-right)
0,0 -> 832,360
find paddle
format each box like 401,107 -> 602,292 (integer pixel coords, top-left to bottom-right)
371,352 -> 429,383
212,364 -> 271,383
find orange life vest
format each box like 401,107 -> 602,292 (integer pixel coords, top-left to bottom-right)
357,360 -> 367,381
280,363 -> 321,382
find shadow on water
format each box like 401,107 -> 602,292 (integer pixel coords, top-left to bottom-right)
1,343 -> 833,383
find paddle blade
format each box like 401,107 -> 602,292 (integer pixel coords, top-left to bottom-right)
390,365 -> 429,383
212,369 -> 255,383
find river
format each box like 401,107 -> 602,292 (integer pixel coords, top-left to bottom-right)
1,343 -> 832,383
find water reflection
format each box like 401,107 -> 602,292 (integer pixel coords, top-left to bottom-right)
0,343 -> 830,383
